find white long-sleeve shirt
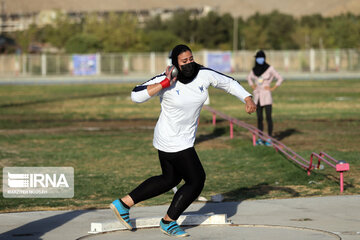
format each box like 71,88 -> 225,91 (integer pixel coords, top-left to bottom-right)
131,67 -> 252,153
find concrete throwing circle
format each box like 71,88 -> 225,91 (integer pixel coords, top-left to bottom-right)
80,224 -> 341,240
231,224 -> 341,240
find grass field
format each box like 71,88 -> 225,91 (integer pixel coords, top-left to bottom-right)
0,79 -> 359,212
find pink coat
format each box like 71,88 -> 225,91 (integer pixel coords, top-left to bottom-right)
247,66 -> 283,106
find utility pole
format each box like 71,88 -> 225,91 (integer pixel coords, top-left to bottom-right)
233,16 -> 238,52
0,1 -> 5,33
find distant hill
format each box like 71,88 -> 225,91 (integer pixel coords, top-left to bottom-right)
2,0 -> 360,18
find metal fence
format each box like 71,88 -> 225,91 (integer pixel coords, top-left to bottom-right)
0,49 -> 359,77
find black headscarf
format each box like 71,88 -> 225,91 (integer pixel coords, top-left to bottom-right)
252,50 -> 270,77
170,44 -> 201,84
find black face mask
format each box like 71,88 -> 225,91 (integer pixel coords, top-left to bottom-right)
181,62 -> 196,77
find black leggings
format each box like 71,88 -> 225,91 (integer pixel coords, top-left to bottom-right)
129,147 -> 206,220
256,103 -> 273,137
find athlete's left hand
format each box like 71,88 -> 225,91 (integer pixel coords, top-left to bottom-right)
244,96 -> 256,114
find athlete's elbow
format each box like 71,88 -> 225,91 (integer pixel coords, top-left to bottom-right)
131,91 -> 149,103
131,92 -> 141,103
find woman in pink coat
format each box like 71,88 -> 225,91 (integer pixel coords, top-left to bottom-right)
247,50 -> 283,146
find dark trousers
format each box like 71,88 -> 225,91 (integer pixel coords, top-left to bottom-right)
256,103 -> 273,137
129,147 -> 206,220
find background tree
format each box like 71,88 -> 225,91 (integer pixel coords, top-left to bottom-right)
11,24 -> 39,52
242,13 -> 271,50
293,14 -> 331,49
196,12 -> 233,49
329,14 -> 360,49
266,11 -> 298,49
65,33 -> 102,53
144,15 -> 166,32
164,11 -> 197,44
84,12 -> 144,52
142,30 -> 182,52
9,10 -> 360,53
142,15 -> 182,52
45,11 -> 81,51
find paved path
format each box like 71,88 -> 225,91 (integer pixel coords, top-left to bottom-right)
0,195 -> 359,240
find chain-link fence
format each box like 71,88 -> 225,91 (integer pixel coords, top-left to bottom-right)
0,49 -> 359,77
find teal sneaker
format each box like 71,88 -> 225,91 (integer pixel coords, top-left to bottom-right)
256,139 -> 264,145
160,220 -> 189,237
264,138 -> 272,146
110,199 -> 133,230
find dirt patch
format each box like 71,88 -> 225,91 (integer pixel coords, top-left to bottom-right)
0,119 -> 156,135
196,136 -> 232,150
1,118 -> 359,152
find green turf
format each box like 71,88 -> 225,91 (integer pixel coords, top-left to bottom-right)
0,79 -> 359,212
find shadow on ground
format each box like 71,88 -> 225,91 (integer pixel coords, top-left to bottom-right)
0,210 -> 91,240
273,128 -> 299,141
183,183 -> 299,229
195,126 -> 226,145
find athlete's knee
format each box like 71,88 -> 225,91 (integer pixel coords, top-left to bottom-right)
199,171 -> 206,185
164,175 -> 182,189
188,172 -> 206,192
150,174 -> 180,191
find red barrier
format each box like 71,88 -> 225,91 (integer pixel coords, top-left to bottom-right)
203,105 -> 350,193
310,152 -> 350,193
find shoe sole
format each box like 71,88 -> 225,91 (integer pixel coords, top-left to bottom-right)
110,203 -> 133,230
160,228 -> 190,237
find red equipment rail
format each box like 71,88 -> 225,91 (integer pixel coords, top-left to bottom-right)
203,105 -> 350,193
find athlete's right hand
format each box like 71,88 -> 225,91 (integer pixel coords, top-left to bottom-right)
165,65 -> 177,85
160,66 -> 177,89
